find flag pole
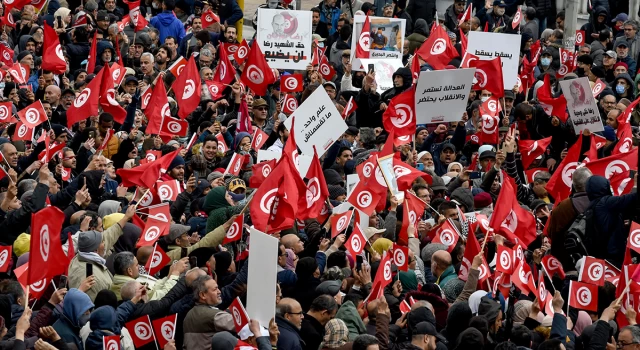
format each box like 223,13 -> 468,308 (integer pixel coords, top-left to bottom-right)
239,191 -> 256,214
134,188 -> 152,209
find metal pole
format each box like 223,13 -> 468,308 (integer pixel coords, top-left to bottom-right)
563,0 -> 579,51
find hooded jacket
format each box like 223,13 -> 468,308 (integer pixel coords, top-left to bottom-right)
149,11 -> 186,44
84,303 -> 135,349
613,72 -> 635,99
52,289 -> 95,350
580,7 -> 610,45
586,176 -> 638,265
335,301 -> 367,341
97,40 -> 114,67
406,19 -> 428,54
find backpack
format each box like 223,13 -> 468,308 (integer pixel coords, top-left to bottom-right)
564,207 -> 600,265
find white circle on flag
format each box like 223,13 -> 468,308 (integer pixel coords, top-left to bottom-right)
246,65 -> 265,84
73,89 -> 91,108
135,321 -> 153,340
144,226 -> 161,242
40,224 -> 50,261
356,190 -> 372,208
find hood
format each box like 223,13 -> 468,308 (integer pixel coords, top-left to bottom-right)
451,187 -> 474,211
593,6 -> 608,18
157,11 -> 179,26
89,306 -> 116,331
444,302 -> 472,341
62,288 -> 94,328
78,170 -> 106,200
477,296 -> 501,324
414,19 -> 429,36
203,186 -> 231,213
233,132 -> 251,150
113,223 -> 142,253
335,301 -> 367,333
98,200 -> 121,218
97,41 -> 114,60
392,67 -> 413,91
18,35 -> 34,52
614,73 -> 634,89
47,0 -> 60,15
586,175 -> 612,200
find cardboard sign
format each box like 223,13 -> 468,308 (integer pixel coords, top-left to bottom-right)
247,227 -> 279,326
466,32 -> 522,89
359,59 -> 404,94
256,9 -> 312,70
559,77 -> 604,134
350,15 -> 406,72
415,68 -> 475,124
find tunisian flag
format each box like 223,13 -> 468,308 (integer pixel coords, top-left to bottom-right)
152,314 -> 177,348
382,87 -> 416,137
42,24 -> 66,74
0,245 -> 11,273
173,55 -> 202,119
537,74 -> 568,122
100,64 -> 127,123
67,68 -> 103,127
489,174 -> 536,246
128,1 -> 148,32
585,148 -> 638,181
303,149 -> 329,220
145,244 -> 171,276
28,206 -> 65,284
241,40 -> 276,96
518,136 -> 552,170
86,31 -> 98,74
145,80 -> 171,135
125,316 -> 156,348
18,100 -> 48,129
355,15 -> 371,59
236,98 -> 252,134
212,43 -> 235,85
545,136 -> 583,202
469,57 -> 504,97
415,23 -> 459,70
117,147 -> 181,188
568,280 -> 599,312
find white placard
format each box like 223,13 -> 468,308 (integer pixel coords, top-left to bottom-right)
415,69 -> 475,124
284,88 -> 347,157
359,59 -> 404,94
346,174 -> 360,198
257,149 -> 282,163
467,32 -> 522,89
350,15 -> 406,72
559,77 -> 604,134
257,9 -> 312,70
247,227 -> 279,326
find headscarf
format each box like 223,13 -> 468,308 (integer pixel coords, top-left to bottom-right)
203,186 -> 230,213
371,238 -> 393,256
398,270 -> 419,291
295,257 -> 318,281
447,162 -> 463,173
320,319 -> 349,348
98,200 -> 121,218
285,248 -> 296,271
573,311 -> 593,336
113,223 -> 141,253
469,290 -> 486,315
112,139 -> 136,169
512,300 -> 532,324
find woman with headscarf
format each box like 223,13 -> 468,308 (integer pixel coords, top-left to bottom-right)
111,139 -> 138,169
468,290 -> 487,315
320,319 -> 352,350
98,200 -> 121,218
285,248 -> 297,271
204,186 -> 243,233
572,311 -> 592,337
292,257 -> 322,312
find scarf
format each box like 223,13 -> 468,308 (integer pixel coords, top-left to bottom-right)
79,251 -> 106,266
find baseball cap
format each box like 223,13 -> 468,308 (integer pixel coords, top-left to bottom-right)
504,90 -> 515,100
615,40 -> 628,48
312,34 -> 326,42
96,10 -> 109,21
611,13 -> 628,23
430,176 -> 447,191
604,50 -> 618,59
363,227 -> 385,241
413,321 -> 438,336
493,0 -> 506,7
479,150 -> 496,160
228,178 -> 246,193
323,81 -> 336,90
125,75 -> 138,85
345,126 -> 359,136
442,143 -> 456,153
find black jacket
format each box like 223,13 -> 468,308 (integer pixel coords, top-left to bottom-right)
0,182 -> 49,245
301,314 -> 325,350
65,42 -> 91,73
406,0 -> 436,27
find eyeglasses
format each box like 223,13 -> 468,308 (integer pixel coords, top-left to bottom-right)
286,311 -> 304,316
617,341 -> 639,348
255,106 -> 268,111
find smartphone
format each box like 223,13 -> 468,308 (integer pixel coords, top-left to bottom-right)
356,255 -> 363,272
189,256 -> 197,268
416,163 -> 424,171
85,264 -> 93,277
193,170 -> 199,183
368,64 -> 375,74
469,172 -> 482,179
58,275 -> 68,289
88,131 -> 96,140
57,16 -> 62,27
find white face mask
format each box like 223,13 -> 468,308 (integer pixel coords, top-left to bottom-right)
481,96 -> 489,102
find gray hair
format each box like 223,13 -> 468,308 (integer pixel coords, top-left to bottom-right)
624,20 -> 639,31
141,52 -> 155,63
353,335 -> 378,350
17,179 -> 37,197
192,275 -> 212,301
572,167 -> 592,192
113,251 -> 136,275
108,23 -> 119,34
120,280 -> 139,301
552,29 -> 564,40
622,326 -> 640,343
200,48 -> 213,58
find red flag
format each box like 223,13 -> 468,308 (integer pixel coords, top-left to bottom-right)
233,39 -> 250,64
41,24 -> 66,74
144,244 -> 171,275
151,314 -> 177,348
216,133 -> 228,153
140,86 -> 153,110
144,80 -> 170,135
303,149 -> 330,219
537,74 -> 568,122
111,63 -> 127,86
128,1 -> 148,31
575,30 -> 585,46
223,214 -> 245,244
201,9 -> 220,29
342,96 -> 357,119
459,227 -> 489,283
160,117 -> 188,137
281,74 -> 304,93
459,4 -> 472,24
541,255 -> 566,279
415,23 -> 459,70
251,128 -> 269,151
0,245 -> 11,273
100,64 -> 127,123
0,12 -> 15,28
512,6 -> 522,29
241,40 -> 276,96
168,56 -> 187,78
431,219 -> 460,252
137,217 -> 170,247
39,141 -> 66,163
228,297 -> 250,333
157,180 -> 182,201
556,48 -> 575,79
86,31 -> 98,74
67,68 -> 103,127
204,80 -> 225,100
484,21 -> 489,32
125,316 -> 156,348
331,210 -> 353,238
400,299 -> 411,314
459,28 -> 467,54
249,162 -> 287,233
469,57 -> 504,97
496,245 -> 515,274
346,224 -> 367,258
568,280 -> 598,312
545,136 -> 583,201
18,100 -> 47,129
347,180 -> 383,216
392,243 -> 409,272
236,98 -> 252,134
489,174 -> 536,245
28,206 -> 65,284
410,54 -> 421,83
212,44 -> 235,85
225,152 -> 246,176
14,263 -> 49,299
478,112 -> 499,145
173,55 -> 202,119
400,190 -> 427,246
518,136 -> 552,170
13,121 -> 33,141
282,94 -> 298,115
96,129 -> 115,153
0,44 -> 13,67
382,87 -> 416,137
319,55 -> 336,80
355,16 -> 371,59
117,147 -> 181,188
8,62 -> 27,84
578,256 -> 605,286
372,252 -> 393,290
0,101 -> 15,123
585,148 -> 637,182
512,260 -> 535,294
394,159 -> 430,191
103,335 -> 120,350
249,159 -> 275,188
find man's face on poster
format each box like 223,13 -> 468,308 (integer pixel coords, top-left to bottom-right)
272,14 -> 286,35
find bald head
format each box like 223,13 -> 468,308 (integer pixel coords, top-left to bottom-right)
45,85 -> 61,105
431,250 -> 452,278
121,280 -> 141,300
412,300 -> 434,315
136,246 -> 153,267
281,234 -> 304,253
186,267 -> 207,286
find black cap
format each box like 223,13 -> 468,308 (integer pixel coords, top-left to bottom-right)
96,10 -> 109,21
590,66 -> 605,78
61,88 -> 75,96
479,150 -> 496,160
492,0 -> 506,6
345,126 -> 359,136
413,321 -> 438,336
504,90 -> 515,100
361,2 -> 377,14
125,75 -> 138,85
442,143 -> 456,153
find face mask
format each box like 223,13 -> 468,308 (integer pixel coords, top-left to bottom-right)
152,2 -> 158,8
481,96 -> 489,102
318,43 -> 325,48
576,67 -> 585,76
616,84 -> 626,94
541,57 -> 551,67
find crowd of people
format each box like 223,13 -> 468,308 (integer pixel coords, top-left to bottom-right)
0,0 -> 637,349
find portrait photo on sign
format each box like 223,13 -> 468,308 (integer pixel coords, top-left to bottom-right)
350,15 -> 406,71
257,8 -> 312,70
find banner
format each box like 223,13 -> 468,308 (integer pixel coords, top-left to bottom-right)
284,87 -> 347,157
256,9 -> 312,70
559,77 -> 604,134
350,15 -> 406,72
359,59 -> 404,94
415,68 -> 475,124
467,32 -> 521,89
247,227 -> 278,326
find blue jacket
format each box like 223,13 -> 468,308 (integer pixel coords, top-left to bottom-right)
84,303 -> 135,350
218,0 -> 243,26
318,1 -> 340,36
52,289 -> 94,350
150,11 -> 186,44
276,316 -> 304,350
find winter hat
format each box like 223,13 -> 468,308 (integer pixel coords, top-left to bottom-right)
421,243 -> 447,263
324,169 -> 344,187
214,251 -> 233,274
321,319 -> 349,348
167,224 -> 191,241
603,126 -> 616,141
13,233 -> 30,257
78,230 -> 103,252
51,124 -> 66,137
207,171 -> 224,182
168,156 -> 185,171
188,247 -> 217,268
441,278 -> 465,303
328,185 -> 346,200
316,280 -> 341,296
450,187 -> 474,211
16,50 -> 31,62
474,192 -> 493,208
477,296 -> 501,324
455,328 -> 485,348
102,213 -> 124,230
210,332 -> 238,350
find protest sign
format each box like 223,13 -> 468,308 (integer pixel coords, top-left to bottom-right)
359,59 -> 404,94
284,87 -> 347,157
350,15 -> 406,72
257,149 -> 281,163
559,77 -> 604,134
256,9 -> 312,70
247,227 -> 278,326
346,174 -> 360,198
467,32 -> 521,89
415,68 -> 475,124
